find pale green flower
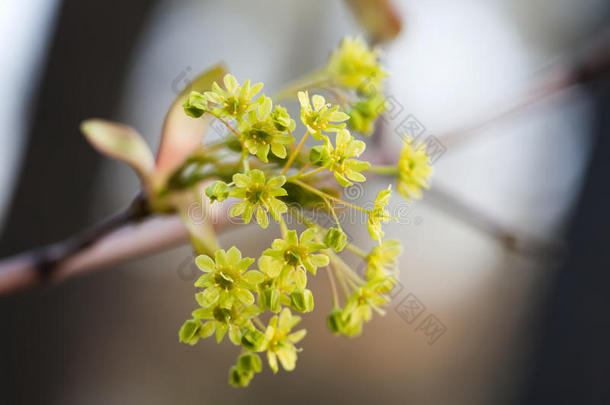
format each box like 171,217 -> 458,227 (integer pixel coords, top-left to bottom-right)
364,239 -> 403,294
298,91 -> 349,140
366,239 -> 402,280
270,105 -> 296,133
339,278 -> 390,337
193,247 -> 263,309
325,36 -> 386,96
229,352 -> 262,387
205,180 -> 230,203
367,185 -> 394,241
397,139 -> 432,199
189,302 -> 260,345
183,91 -> 208,118
263,228 -> 328,279
204,74 -> 263,119
229,170 -> 288,229
348,94 -> 385,135
310,129 -> 370,187
238,96 -> 294,162
324,227 -> 348,252
257,255 -> 293,313
261,308 -> 307,373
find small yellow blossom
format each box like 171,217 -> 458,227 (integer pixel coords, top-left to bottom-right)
397,139 -> 432,199
367,185 -> 394,241
298,91 -> 349,140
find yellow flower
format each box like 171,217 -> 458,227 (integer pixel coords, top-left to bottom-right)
298,91 -> 349,140
204,74 -> 263,119
366,239 -> 402,280
238,96 -> 294,162
262,308 -> 307,373
348,94 -> 385,135
325,37 -> 386,96
397,139 -> 432,199
309,129 -> 370,187
367,185 -> 394,241
229,169 -> 288,229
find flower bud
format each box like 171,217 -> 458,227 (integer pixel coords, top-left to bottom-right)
326,307 -> 344,335
205,181 -> 229,203
260,287 -> 281,313
309,145 -> 330,166
237,353 -> 262,374
241,328 -> 266,352
271,105 -> 296,132
229,366 -> 253,387
183,91 -> 208,118
324,227 -> 347,252
178,319 -> 201,345
290,289 -> 314,313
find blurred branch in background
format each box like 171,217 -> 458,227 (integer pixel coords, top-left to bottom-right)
440,27 -> 610,149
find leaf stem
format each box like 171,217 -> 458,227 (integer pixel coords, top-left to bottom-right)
296,166 -> 326,180
282,130 -> 310,175
290,179 -> 370,213
325,264 -> 340,307
366,165 -> 399,176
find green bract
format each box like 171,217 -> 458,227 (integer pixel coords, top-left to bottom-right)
229,170 -> 288,229
298,91 -> 349,140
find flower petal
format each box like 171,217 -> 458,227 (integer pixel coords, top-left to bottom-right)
195,255 -> 215,272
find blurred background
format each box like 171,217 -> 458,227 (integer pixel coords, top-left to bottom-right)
1,0 -> 609,404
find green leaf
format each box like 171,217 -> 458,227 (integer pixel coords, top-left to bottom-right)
81,119 -> 154,189
155,63 -> 228,185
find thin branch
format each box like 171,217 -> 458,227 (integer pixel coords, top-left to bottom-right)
0,215 -> 188,295
424,185 -> 563,258
440,30 -> 610,149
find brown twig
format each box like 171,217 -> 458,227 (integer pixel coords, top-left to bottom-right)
0,214 -> 191,295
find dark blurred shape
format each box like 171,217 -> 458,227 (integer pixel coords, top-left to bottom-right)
344,0 -> 402,44
0,0 -> 158,257
0,0 -> 157,402
522,75 -> 610,403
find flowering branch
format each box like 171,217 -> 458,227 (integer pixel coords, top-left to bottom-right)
1,33 -> 605,388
